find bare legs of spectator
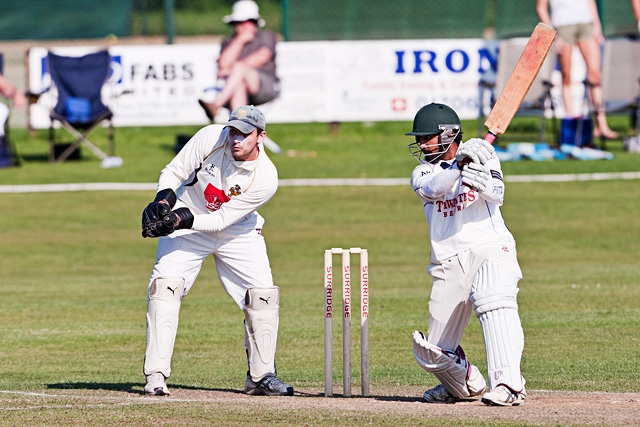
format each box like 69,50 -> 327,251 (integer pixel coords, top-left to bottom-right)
199,63 -> 261,123
559,38 -> 618,140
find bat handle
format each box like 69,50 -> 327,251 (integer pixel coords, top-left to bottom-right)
484,132 -> 497,145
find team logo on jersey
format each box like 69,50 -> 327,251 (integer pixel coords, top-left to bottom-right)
204,183 -> 231,211
228,184 -> 242,197
203,163 -> 217,177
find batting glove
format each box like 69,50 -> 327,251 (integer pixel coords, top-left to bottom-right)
461,162 -> 490,192
455,138 -> 496,165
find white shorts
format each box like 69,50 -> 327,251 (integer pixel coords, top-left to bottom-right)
149,227 -> 274,309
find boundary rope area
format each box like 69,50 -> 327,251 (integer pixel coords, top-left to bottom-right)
1,172 -> 640,193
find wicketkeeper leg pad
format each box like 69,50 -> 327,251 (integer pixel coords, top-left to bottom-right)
471,261 -> 525,392
144,277 -> 184,378
412,330 -> 486,398
244,286 -> 280,382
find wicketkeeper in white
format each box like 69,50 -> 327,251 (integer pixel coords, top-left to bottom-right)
140,105 -> 293,397
406,103 -> 526,406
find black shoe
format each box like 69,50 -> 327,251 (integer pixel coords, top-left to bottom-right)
244,374 -> 294,396
198,99 -> 216,122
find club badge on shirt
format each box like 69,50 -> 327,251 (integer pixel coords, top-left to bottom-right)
203,183 -> 243,211
204,184 -> 231,211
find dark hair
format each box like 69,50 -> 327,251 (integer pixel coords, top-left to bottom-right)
454,129 -> 464,144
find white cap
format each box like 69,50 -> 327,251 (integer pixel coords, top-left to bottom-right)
223,1 -> 265,28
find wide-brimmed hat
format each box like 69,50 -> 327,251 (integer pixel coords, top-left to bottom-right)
223,0 -> 265,27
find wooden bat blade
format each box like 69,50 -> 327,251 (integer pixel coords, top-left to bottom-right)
484,22 -> 556,142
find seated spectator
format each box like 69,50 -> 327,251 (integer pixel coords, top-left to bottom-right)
198,0 -> 279,122
0,74 -> 27,138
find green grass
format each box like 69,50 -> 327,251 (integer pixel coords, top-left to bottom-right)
0,116 -> 639,425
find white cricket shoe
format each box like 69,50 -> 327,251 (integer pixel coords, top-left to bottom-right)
144,372 -> 170,396
481,384 -> 526,406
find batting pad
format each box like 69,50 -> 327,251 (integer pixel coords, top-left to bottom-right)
412,331 -> 486,399
144,277 -> 184,378
471,261 -> 525,391
244,286 -> 280,382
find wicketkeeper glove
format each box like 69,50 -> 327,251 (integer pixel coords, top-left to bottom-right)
142,188 -> 177,238
461,162 -> 490,192
142,207 -> 194,238
163,207 -> 195,233
142,216 -> 174,238
455,138 -> 496,166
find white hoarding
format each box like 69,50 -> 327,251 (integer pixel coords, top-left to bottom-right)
27,39 -> 499,128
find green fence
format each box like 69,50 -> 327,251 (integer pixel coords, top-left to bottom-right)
600,0 -> 639,38
0,0 -> 133,40
0,0 -> 637,42
282,0 -> 639,41
282,0 -> 489,41
493,0 -> 638,39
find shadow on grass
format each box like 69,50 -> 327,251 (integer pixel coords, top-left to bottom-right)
47,382 -> 245,396
374,395 -> 424,403
290,390 -> 424,402
17,153 -> 50,163
44,383 -> 418,401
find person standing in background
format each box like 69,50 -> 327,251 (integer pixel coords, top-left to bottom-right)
632,0 -> 640,34
536,0 -> 619,141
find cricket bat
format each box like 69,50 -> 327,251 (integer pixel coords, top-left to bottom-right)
484,22 -> 556,144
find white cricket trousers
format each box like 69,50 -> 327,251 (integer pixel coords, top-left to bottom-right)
426,240 -> 522,351
149,227 -> 274,308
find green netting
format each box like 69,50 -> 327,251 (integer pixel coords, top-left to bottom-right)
0,0 -> 133,41
601,0 -> 638,38
493,0 -> 541,39
495,0 -> 638,40
1,0 -> 636,43
282,0 -> 489,41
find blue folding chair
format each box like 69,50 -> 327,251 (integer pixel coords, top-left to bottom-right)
47,50 -> 121,167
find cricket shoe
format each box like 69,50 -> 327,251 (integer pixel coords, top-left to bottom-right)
422,383 -> 485,404
481,384 -> 526,406
144,372 -> 170,396
244,374 -> 294,396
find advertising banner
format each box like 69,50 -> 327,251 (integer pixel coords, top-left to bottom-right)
27,39 -> 499,128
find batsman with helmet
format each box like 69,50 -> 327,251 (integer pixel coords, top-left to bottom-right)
140,105 -> 293,397
406,103 -> 526,406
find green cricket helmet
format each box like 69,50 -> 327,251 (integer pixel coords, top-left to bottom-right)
406,103 -> 462,163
